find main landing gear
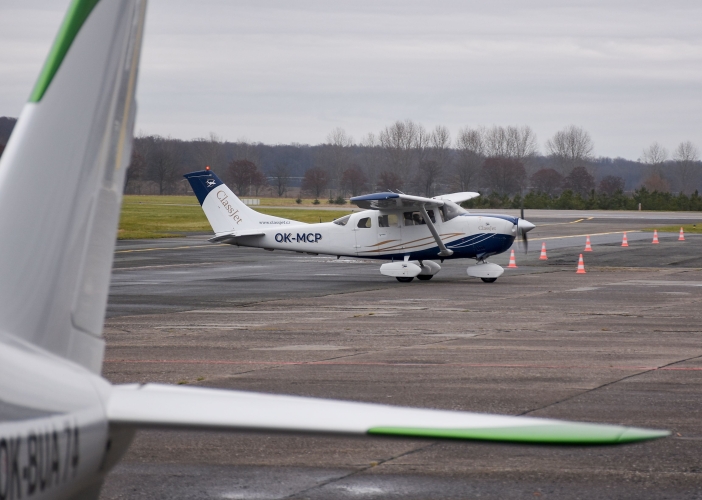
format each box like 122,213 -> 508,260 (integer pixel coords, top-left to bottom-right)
381,259 -> 440,283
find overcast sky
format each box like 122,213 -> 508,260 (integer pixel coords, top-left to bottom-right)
1,0 -> 701,159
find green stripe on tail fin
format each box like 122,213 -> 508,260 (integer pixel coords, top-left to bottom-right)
29,0 -> 100,102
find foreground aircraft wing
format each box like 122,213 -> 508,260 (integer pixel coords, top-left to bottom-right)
108,384 -> 668,445
433,191 -> 480,204
351,192 -> 445,210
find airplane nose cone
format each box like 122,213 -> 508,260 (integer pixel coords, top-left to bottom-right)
518,219 -> 535,233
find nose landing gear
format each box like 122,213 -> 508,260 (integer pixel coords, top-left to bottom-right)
467,260 -> 504,283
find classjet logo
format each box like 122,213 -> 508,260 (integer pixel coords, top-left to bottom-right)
216,191 -> 242,224
206,179 -> 216,187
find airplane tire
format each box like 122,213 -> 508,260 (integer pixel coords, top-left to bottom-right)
396,277 -> 414,283
417,275 -> 433,281
481,278 -> 497,283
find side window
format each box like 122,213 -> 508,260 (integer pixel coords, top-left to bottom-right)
426,210 -> 436,223
404,211 -> 427,225
403,212 -> 414,226
357,217 -> 371,229
438,207 -> 446,222
378,214 -> 399,227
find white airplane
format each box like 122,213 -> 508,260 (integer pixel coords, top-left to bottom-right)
0,1 -> 667,499
186,170 -> 535,283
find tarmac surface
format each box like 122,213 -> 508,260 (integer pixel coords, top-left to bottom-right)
101,210 -> 702,499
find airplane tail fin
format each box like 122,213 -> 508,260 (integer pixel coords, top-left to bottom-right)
0,0 -> 147,373
184,169 -> 300,234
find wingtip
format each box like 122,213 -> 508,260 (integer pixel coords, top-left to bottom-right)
368,423 -> 670,445
617,427 -> 671,443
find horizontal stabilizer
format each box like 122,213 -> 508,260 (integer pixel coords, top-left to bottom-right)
108,384 -> 668,445
209,230 -> 266,243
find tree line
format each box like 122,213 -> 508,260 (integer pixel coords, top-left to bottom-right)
0,116 -> 699,203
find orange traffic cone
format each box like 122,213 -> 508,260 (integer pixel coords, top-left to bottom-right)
621,232 -> 629,247
508,249 -> 517,268
584,235 -> 593,252
652,230 -> 659,244
539,242 -> 548,260
679,227 -> 685,241
576,254 -> 586,274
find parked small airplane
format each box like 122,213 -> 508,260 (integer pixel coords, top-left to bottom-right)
185,169 -> 536,282
0,1 -> 667,499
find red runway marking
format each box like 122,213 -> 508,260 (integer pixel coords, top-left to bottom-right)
103,359 -> 702,371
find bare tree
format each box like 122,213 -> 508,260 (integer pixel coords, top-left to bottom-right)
144,135 -> 179,195
377,170 -> 403,191
546,125 -> 594,175
530,168 -> 564,196
340,165 -> 368,196
643,173 -> 670,193
564,166 -> 595,196
230,138 -> 261,166
379,119 -> 419,176
482,158 -> 526,195
228,159 -> 265,196
414,160 -> 443,197
319,127 -> 353,191
301,167 -> 329,199
598,175 -> 625,196
193,132 -> 225,172
482,125 -> 538,160
124,148 -> 146,194
673,141 -> 699,194
271,163 -> 290,197
453,127 -> 484,191
359,132 -> 381,189
506,125 -> 539,164
641,142 -> 668,165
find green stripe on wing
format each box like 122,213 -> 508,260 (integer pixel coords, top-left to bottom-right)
368,424 -> 669,444
29,0 -> 100,102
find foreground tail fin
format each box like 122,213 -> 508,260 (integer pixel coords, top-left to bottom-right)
0,0 -> 147,372
184,169 -> 300,234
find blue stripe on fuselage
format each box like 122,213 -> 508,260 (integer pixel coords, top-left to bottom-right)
359,233 -> 515,261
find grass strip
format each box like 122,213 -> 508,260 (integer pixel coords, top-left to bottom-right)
645,223 -> 702,234
118,195 -> 353,239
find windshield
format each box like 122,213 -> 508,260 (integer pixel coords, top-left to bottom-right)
333,215 -> 351,226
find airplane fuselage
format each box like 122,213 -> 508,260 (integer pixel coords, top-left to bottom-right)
232,210 -> 517,261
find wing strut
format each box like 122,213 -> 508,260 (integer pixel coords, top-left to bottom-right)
420,205 -> 453,257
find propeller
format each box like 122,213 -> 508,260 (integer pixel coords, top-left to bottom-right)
516,219 -> 535,254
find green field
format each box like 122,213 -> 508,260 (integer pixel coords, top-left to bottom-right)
118,195 -> 354,239
648,224 -> 702,234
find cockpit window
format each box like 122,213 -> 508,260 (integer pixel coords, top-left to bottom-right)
333,215 -> 351,226
357,217 -> 371,228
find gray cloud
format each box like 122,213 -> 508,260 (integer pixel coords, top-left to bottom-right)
1,0 -> 701,159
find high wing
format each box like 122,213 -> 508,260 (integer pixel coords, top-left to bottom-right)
351,192 -> 444,210
108,384 -> 667,444
350,191 -> 480,210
